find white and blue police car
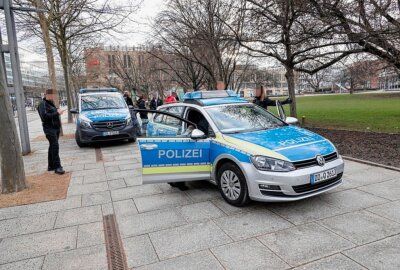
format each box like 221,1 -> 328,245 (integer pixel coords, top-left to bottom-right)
71,88 -> 137,147
137,90 -> 344,206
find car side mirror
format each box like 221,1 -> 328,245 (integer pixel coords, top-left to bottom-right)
70,108 -> 78,114
190,129 -> 206,140
285,117 -> 298,125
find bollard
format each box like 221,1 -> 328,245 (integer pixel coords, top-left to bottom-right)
301,116 -> 306,126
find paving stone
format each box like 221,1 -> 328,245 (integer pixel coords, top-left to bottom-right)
0,227 -> 77,265
215,209 -> 292,240
0,212 -> 57,239
104,166 -> 120,174
55,206 -> 103,228
344,235 -> 400,270
319,189 -> 389,211
82,191 -> 111,206
42,245 -> 107,270
113,199 -> 138,217
107,178 -> 126,190
367,200 -> 400,223
358,179 -> 400,200
317,210 -> 400,245
63,196 -> 82,209
103,159 -> 133,167
258,223 -> 354,267
344,160 -> 372,173
211,238 -> 289,270
178,201 -> 225,222
0,200 -> 63,220
123,235 -> 158,268
71,168 -> 105,178
70,176 -> 84,185
292,254 -> 366,270
68,182 -> 109,196
134,193 -> 192,213
211,198 -> 253,215
107,169 -> 140,180
135,250 -> 223,270
149,221 -> 232,260
119,163 -> 142,171
267,196 -> 345,225
124,176 -> 142,186
0,257 -> 44,270
101,203 -> 114,215
184,185 -> 221,202
84,163 -> 104,170
83,174 -> 107,184
344,167 -> 399,187
111,185 -> 162,201
77,222 -> 105,248
118,208 -> 186,238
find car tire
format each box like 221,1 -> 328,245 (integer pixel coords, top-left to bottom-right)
217,162 -> 250,206
128,137 -> 136,143
75,131 -> 86,148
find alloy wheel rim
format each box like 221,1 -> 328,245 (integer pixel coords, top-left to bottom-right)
221,170 -> 241,200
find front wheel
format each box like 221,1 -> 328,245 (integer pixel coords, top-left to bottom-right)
217,162 -> 250,206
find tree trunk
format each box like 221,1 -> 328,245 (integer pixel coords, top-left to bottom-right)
285,66 -> 297,118
0,58 -> 26,193
59,41 -> 73,123
33,0 -> 64,135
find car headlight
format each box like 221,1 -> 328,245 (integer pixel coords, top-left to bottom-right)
79,119 -> 92,129
126,117 -> 132,126
251,156 -> 295,172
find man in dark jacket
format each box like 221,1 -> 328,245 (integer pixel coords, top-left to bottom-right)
123,91 -> 134,107
38,91 -> 65,174
137,95 -> 148,133
150,94 -> 163,110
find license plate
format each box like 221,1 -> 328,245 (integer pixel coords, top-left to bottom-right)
311,168 -> 337,184
103,131 -> 119,136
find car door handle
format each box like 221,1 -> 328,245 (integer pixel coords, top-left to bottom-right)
141,144 -> 158,150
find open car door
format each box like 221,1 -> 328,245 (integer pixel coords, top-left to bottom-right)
134,109 -> 211,184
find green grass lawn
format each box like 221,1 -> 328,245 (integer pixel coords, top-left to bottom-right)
281,92 -> 400,134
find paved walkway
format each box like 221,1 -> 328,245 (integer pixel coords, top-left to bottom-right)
0,113 -> 400,269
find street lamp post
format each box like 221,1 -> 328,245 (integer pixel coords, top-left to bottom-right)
0,0 -> 44,155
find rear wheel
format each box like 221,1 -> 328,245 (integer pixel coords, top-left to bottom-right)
217,162 -> 250,206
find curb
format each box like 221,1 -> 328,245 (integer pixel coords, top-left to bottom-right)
342,155 -> 400,172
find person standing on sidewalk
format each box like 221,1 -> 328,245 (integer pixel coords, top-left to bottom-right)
137,94 -> 148,134
150,92 -> 163,110
38,90 -> 65,175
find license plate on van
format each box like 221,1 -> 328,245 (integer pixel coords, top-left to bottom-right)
103,131 -> 119,136
310,168 -> 337,184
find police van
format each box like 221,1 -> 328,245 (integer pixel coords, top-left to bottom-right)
137,90 -> 344,206
70,88 -> 137,147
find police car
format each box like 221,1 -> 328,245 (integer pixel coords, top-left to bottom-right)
137,90 -> 344,206
70,88 -> 137,147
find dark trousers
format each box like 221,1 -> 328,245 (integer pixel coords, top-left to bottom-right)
44,128 -> 61,169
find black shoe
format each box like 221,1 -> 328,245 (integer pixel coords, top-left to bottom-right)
48,167 -> 55,171
55,167 -> 65,175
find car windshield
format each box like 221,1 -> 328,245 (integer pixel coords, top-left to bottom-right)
205,104 -> 286,134
81,95 -> 126,111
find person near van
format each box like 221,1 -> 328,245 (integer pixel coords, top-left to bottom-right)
150,93 -> 163,110
137,95 -> 148,133
123,91 -> 134,107
38,90 -> 65,175
253,85 -> 292,110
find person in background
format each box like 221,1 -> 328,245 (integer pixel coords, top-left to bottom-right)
123,91 -> 134,107
253,84 -> 292,110
38,90 -> 65,175
150,92 -> 163,110
165,93 -> 177,104
137,95 -> 148,133
172,91 -> 180,101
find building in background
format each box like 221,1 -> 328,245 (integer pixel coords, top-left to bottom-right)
4,47 -> 65,102
379,67 -> 400,91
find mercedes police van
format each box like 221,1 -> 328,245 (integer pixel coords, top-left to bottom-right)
70,88 -> 137,147
136,90 -> 344,206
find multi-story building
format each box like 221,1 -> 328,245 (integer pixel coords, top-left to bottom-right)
379,67 -> 400,91
4,47 -> 65,100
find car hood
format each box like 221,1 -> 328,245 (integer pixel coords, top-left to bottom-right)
80,108 -> 129,122
228,126 -> 336,162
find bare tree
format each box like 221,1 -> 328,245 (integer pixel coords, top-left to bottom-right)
225,0 -> 360,117
154,0 -> 244,89
0,58 -> 26,194
311,0 -> 400,70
